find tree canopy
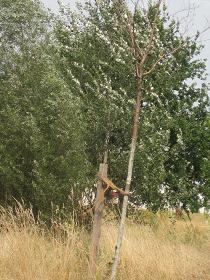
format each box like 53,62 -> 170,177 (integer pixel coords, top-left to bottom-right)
0,0 -> 209,218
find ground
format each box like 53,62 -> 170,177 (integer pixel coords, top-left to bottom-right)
0,207 -> 209,280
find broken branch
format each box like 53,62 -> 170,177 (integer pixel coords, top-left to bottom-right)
97,174 -> 130,196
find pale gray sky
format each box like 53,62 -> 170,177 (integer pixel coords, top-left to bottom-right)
41,0 -> 210,83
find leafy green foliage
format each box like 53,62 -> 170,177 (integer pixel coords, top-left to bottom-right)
0,0 -> 89,217
56,0 -> 210,212
0,0 -> 209,218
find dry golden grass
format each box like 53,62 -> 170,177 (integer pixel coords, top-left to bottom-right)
0,206 -> 209,280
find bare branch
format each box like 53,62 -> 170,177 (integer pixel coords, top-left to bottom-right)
141,0 -> 162,63
126,6 -> 143,60
171,2 -> 198,18
195,26 -> 210,39
143,23 -> 210,77
143,41 -> 185,76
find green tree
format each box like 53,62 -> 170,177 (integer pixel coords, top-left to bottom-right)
56,0 -> 209,212
0,0 -> 89,217
56,0 -> 135,172
55,2 -> 210,276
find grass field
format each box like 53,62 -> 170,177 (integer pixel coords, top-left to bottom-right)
0,206 -> 209,280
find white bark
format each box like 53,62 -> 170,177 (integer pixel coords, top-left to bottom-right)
111,73 -> 142,280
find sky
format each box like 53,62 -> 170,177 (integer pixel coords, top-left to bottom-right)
41,0 -> 210,83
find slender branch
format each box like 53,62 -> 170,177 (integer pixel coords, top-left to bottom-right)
128,0 -> 163,66
172,2 -> 198,18
143,0 -> 162,60
143,42 -> 185,76
126,14 -> 143,60
143,20 -> 210,76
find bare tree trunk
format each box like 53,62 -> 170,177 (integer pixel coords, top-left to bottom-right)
111,68 -> 142,280
89,162 -> 108,278
89,108 -> 110,278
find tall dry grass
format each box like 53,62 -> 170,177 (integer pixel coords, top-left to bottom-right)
0,205 -> 209,280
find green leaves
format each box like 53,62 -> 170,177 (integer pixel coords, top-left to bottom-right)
55,0 -> 210,212
0,0 -> 209,217
0,0 -> 89,217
